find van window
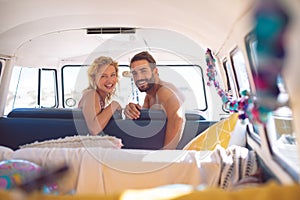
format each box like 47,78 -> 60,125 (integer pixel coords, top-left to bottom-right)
4,66 -> 57,115
158,65 -> 207,111
0,60 -> 3,84
245,33 -> 258,75
230,49 -> 251,95
62,65 -> 143,109
40,69 -> 58,107
62,65 -> 207,111
267,107 -> 299,179
0,60 -> 2,77
222,59 -> 238,100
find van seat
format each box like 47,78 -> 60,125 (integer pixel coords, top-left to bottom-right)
1,108 -> 212,150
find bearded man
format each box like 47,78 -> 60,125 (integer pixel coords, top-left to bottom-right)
124,51 -> 185,149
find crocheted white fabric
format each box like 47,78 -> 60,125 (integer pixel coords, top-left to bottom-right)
19,135 -> 123,149
213,145 -> 260,190
0,146 -> 14,160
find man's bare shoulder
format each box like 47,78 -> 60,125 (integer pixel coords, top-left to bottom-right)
158,81 -> 177,92
157,81 -> 185,102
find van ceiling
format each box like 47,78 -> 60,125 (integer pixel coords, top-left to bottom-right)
0,0 -> 254,66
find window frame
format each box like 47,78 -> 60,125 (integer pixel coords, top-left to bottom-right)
230,47 -> 252,97
247,123 -> 261,146
0,59 -> 3,85
264,118 -> 299,181
0,60 -> 3,77
245,32 -> 258,94
4,66 -> 58,115
61,64 -> 208,111
222,58 -> 239,99
39,68 -> 59,108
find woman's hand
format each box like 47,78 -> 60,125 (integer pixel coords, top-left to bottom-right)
111,100 -> 122,112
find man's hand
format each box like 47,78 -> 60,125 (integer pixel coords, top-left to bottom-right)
124,103 -> 142,119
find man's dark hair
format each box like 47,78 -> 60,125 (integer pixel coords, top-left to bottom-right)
130,51 -> 156,69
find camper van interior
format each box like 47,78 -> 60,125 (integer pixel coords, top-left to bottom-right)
1,0 -> 300,199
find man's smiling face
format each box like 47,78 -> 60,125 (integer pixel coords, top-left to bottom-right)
131,59 -> 156,92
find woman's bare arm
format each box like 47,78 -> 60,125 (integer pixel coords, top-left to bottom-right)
79,90 -> 120,135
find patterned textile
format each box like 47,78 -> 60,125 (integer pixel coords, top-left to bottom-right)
211,145 -> 260,190
184,113 -> 239,151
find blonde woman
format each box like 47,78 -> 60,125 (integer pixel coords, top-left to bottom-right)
78,56 -> 121,135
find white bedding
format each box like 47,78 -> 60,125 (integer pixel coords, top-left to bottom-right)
0,146 -> 13,160
0,145 -> 257,194
0,146 -> 220,194
76,148 -> 220,194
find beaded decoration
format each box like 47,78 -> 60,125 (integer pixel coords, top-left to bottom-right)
205,49 -> 265,124
253,0 -> 289,110
205,0 -> 289,125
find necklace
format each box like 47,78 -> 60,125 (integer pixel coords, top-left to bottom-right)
96,90 -> 105,109
99,96 -> 105,109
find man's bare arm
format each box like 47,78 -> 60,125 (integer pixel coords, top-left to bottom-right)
157,88 -> 185,149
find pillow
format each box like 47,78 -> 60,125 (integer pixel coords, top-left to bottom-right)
19,135 -> 123,149
0,146 -> 14,161
184,113 -> 239,151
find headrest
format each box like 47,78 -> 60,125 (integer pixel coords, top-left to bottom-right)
7,108 -> 205,120
7,108 -> 76,119
137,109 -> 206,120
7,108 -> 122,119
138,109 -> 167,120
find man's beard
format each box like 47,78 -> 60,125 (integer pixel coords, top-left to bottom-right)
135,74 -> 155,92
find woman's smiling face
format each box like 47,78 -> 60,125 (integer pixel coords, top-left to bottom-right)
96,64 -> 117,94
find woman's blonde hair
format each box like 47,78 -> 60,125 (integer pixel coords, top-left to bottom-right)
86,56 -> 119,100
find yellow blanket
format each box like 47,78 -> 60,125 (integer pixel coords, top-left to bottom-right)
1,182 -> 300,200
184,113 -> 239,151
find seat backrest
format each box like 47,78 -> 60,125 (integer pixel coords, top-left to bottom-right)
0,117 -> 82,150
1,108 -> 212,150
101,118 -> 166,150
